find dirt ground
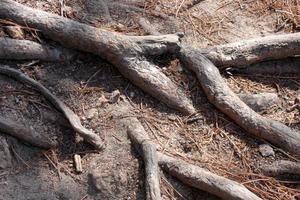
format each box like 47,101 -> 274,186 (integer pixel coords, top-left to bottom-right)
0,0 -> 299,199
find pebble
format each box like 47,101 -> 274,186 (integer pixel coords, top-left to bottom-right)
259,144 -> 275,157
85,108 -> 98,120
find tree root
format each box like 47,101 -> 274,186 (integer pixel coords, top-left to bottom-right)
0,116 -> 56,149
237,93 -> 279,112
0,0 -> 195,115
228,57 -> 300,75
157,153 -> 262,200
0,66 -> 105,150
118,112 -> 261,200
199,33 -> 300,67
261,160 -> 300,177
119,116 -> 161,200
180,48 -> 300,157
0,37 -> 76,62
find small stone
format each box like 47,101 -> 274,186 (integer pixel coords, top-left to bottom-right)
259,144 -> 275,157
85,108 -> 98,120
110,90 -> 120,103
4,26 -> 24,39
129,92 -> 135,98
168,115 -> 177,121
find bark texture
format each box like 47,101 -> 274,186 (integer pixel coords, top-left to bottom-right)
200,33 -> 300,67
0,116 -> 56,149
0,37 -> 76,61
0,66 -> 105,150
158,153 -> 262,200
0,0 -> 195,115
180,47 -> 300,157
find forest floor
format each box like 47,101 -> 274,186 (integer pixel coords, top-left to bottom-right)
0,0 -> 299,199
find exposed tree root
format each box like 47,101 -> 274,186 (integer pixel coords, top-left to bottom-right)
261,160 -> 300,177
118,112 -> 261,200
0,116 -> 56,149
0,37 -> 76,62
157,153 -> 262,200
199,33 -> 300,67
0,66 -> 105,150
119,116 -> 161,200
0,0 -> 195,115
180,48 -> 300,157
237,93 -> 279,112
228,57 -> 300,75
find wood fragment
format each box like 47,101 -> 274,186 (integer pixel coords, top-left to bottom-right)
0,66 -> 105,150
0,116 -> 56,149
0,0 -> 195,115
261,160 -> 300,177
74,154 -> 83,173
0,37 -> 76,61
180,47 -> 300,156
157,152 -> 262,200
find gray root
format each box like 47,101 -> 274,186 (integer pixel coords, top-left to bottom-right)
119,116 -> 161,200
238,93 -> 279,112
261,160 -> 300,177
0,37 -> 76,62
0,66 -> 105,150
200,33 -> 300,67
228,57 -> 300,75
157,153 -> 262,200
0,0 -> 195,115
119,112 -> 260,199
180,47 -> 300,157
0,116 -> 56,149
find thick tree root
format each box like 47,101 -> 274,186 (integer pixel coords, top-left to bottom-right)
180,47 -> 300,157
119,116 -> 161,200
0,116 -> 56,149
118,113 -> 261,200
238,93 -> 279,112
200,33 -> 300,67
0,37 -> 76,62
0,66 -> 105,150
157,153 -> 262,200
0,0 -> 195,115
261,160 -> 300,177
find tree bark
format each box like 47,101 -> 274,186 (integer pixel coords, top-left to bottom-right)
0,116 -> 56,149
157,153 -> 262,200
180,47 -> 300,157
0,37 -> 76,61
0,0 -> 195,115
0,66 -> 105,150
